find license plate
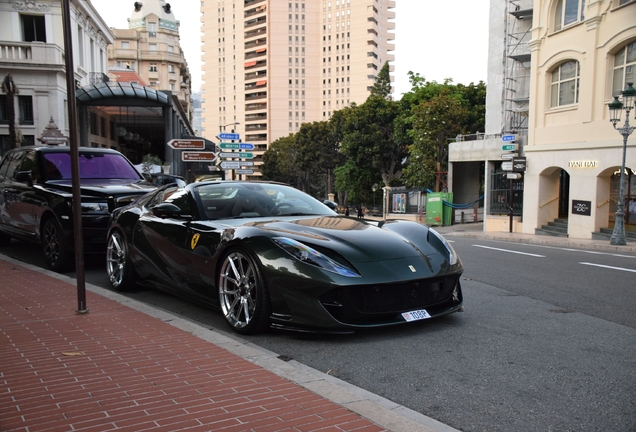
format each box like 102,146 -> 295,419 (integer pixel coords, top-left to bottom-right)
401,309 -> 431,322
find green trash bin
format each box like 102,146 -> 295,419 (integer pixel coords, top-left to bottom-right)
426,193 -> 444,226
426,192 -> 454,226
442,192 -> 453,226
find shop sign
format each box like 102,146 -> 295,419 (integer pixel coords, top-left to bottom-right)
568,161 -> 598,168
572,200 -> 591,216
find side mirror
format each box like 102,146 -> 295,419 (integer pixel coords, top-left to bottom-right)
15,171 -> 33,186
152,203 -> 193,220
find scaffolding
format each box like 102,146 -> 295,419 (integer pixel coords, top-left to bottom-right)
503,0 -> 532,135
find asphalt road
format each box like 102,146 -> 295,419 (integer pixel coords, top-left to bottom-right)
1,237 -> 635,432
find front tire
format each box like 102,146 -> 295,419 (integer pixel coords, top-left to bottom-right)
42,218 -> 71,272
218,249 -> 271,335
106,230 -> 137,291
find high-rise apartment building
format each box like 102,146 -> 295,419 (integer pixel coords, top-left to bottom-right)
201,0 -> 395,178
107,0 -> 193,118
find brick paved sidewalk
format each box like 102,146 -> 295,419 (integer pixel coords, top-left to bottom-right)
0,258 -> 385,432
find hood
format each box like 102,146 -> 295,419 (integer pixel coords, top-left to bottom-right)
231,216 -> 437,262
44,179 -> 157,197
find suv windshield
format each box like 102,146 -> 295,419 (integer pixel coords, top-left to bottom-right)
43,152 -> 142,180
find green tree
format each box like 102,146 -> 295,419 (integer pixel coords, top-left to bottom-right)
295,120 -> 343,197
261,135 -> 302,188
403,94 -> 469,190
370,61 -> 392,100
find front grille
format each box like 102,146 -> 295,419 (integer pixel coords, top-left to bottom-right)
321,274 -> 461,317
348,275 -> 459,313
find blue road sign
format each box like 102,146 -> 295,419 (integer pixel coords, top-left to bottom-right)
218,133 -> 240,140
502,134 -> 517,142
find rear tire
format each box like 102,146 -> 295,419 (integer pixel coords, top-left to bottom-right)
41,218 -> 71,272
218,248 -> 271,335
106,230 -> 137,291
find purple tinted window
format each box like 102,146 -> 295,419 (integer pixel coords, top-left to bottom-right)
43,152 -> 141,180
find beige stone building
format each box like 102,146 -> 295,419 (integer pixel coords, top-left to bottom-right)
200,0 -> 395,178
522,0 -> 635,239
107,0 -> 193,118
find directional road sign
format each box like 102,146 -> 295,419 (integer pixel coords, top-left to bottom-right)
181,152 -> 217,162
507,173 -> 522,180
218,152 -> 254,159
502,134 -> 517,142
167,139 -> 205,149
219,142 -> 255,150
239,161 -> 255,167
512,156 -> 527,173
218,133 -> 240,140
502,161 -> 513,171
501,153 -> 518,160
501,144 -> 518,151
220,161 -> 241,169
237,169 -> 254,175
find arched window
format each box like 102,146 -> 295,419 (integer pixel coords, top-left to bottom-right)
554,0 -> 585,31
612,41 -> 635,96
550,60 -> 580,107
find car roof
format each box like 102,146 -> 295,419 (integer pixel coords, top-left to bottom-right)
10,146 -> 122,155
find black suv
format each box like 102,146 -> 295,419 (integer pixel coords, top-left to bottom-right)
0,146 -> 156,271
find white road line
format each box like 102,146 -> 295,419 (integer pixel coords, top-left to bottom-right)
580,262 -> 636,273
472,245 -> 545,257
487,241 -> 636,259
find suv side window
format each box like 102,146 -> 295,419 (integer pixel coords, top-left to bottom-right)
1,151 -> 25,180
18,150 -> 38,183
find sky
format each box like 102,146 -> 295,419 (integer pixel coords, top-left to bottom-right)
90,0 -> 489,98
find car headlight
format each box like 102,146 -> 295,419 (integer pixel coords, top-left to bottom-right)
81,202 -> 110,213
273,237 -> 360,277
427,228 -> 459,265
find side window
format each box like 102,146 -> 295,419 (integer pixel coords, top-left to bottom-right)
18,150 -> 38,182
4,151 -> 25,180
165,189 -> 197,218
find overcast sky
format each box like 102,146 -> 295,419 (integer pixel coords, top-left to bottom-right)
90,0 -> 489,98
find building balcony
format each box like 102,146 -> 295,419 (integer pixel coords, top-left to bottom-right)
0,42 -> 64,69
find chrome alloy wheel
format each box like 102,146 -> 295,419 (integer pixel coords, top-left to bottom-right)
106,231 -> 127,288
219,251 -> 258,330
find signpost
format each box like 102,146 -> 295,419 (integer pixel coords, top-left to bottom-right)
218,142 -> 255,150
502,161 -> 513,171
236,169 -> 254,175
167,139 -> 205,149
506,173 -> 522,180
220,161 -> 241,170
512,156 -> 527,173
501,144 -> 518,151
181,152 -> 217,162
501,153 -> 518,160
502,134 -> 517,142
218,132 -> 240,141
218,152 -> 254,159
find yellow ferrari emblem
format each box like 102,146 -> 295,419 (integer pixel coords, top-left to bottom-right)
191,233 -> 200,249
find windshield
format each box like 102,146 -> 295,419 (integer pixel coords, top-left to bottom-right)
195,183 -> 337,220
43,152 -> 142,180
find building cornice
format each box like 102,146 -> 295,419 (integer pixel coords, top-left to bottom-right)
13,0 -> 49,12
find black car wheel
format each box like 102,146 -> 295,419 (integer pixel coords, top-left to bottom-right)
218,249 -> 271,334
42,218 -> 71,272
106,230 -> 136,291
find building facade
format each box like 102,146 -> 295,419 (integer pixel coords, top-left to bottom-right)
200,0 -> 395,178
107,0 -> 193,120
523,0 -> 635,238
0,0 -> 113,155
450,0 -> 635,239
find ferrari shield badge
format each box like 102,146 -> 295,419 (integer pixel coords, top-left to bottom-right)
191,233 -> 200,250
409,265 -> 416,273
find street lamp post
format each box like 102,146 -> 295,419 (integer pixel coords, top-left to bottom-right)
607,82 -> 636,246
219,122 -> 240,180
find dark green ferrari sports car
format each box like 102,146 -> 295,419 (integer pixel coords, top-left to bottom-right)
106,181 -> 464,334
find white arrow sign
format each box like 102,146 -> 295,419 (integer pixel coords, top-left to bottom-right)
502,161 -> 513,171
220,161 -> 240,169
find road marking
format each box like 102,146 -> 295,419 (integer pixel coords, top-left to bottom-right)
580,262 -> 636,273
472,245 -> 545,257
487,241 -> 636,259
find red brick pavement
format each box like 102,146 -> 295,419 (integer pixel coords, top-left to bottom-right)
0,259 -> 385,432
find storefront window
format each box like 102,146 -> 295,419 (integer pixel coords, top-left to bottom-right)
610,169 -> 636,225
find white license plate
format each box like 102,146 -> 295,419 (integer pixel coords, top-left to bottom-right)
401,309 -> 431,322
